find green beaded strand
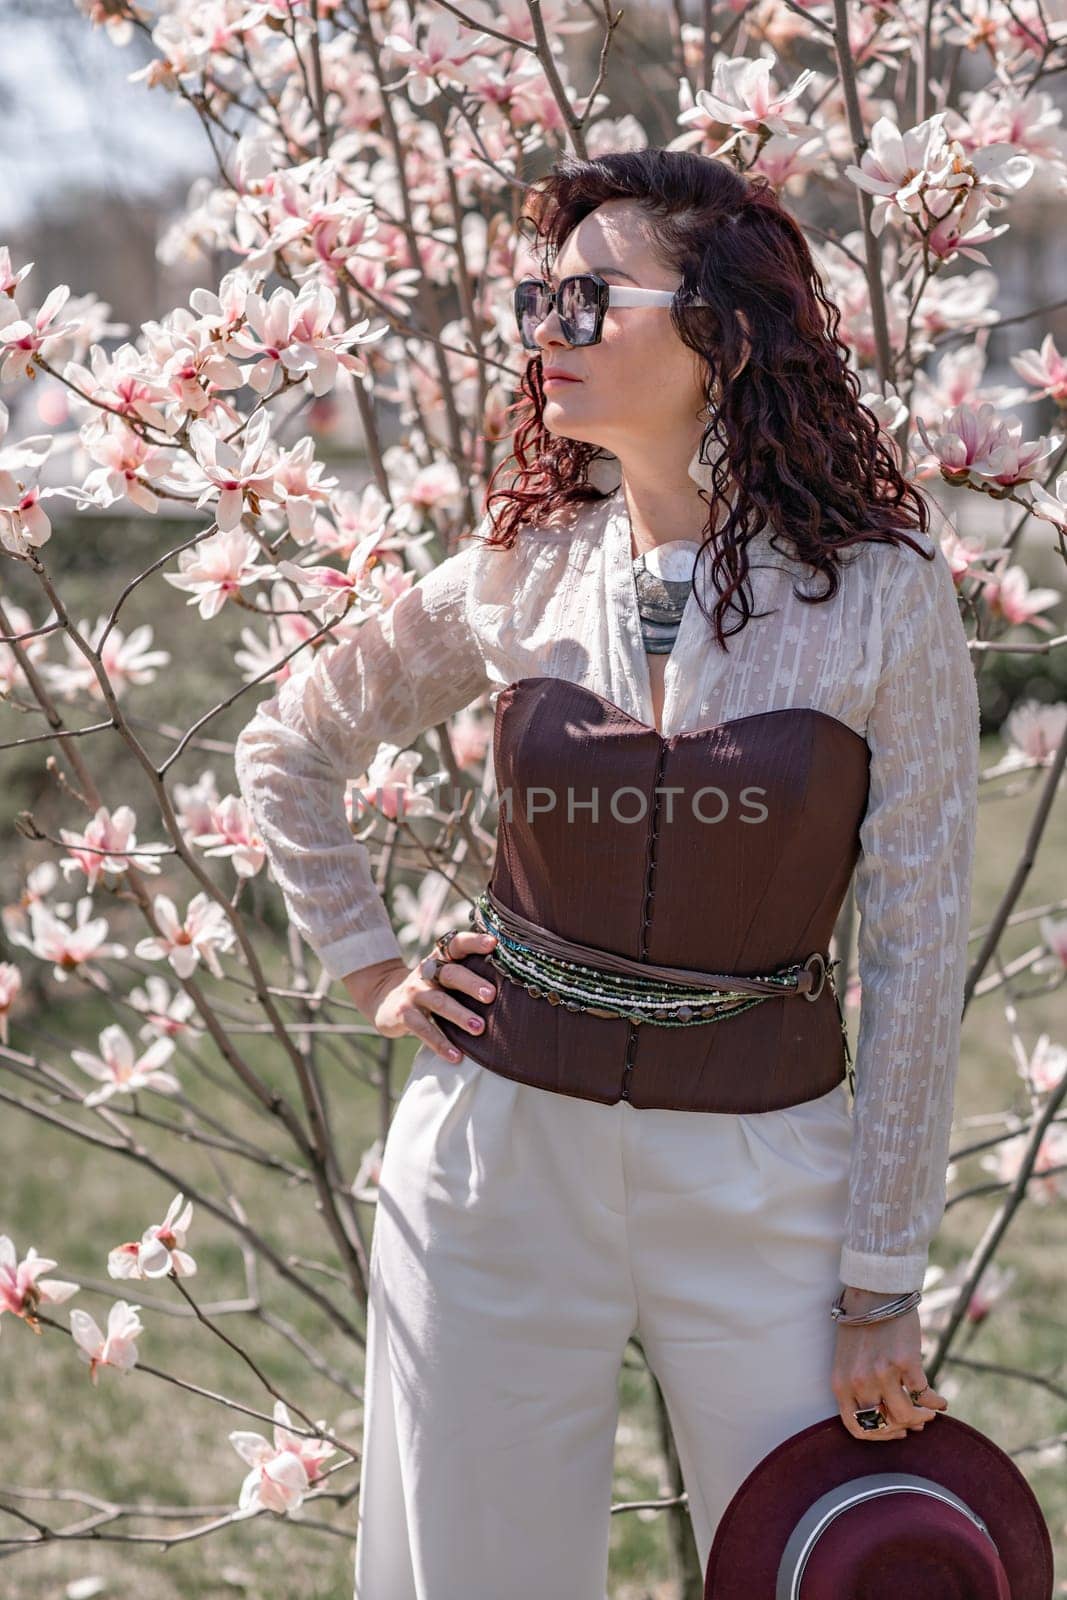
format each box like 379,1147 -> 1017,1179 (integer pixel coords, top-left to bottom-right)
471,891 -> 801,1030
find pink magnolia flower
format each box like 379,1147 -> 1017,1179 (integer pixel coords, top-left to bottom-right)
63,342 -> 172,434
1037,915 -> 1067,976
379,448 -> 463,533
962,1261 -> 1017,1324
270,436 -> 340,544
1029,469 -> 1067,534
108,1192 -> 197,1281
0,961 -> 22,1043
229,282 -> 386,398
134,892 -> 236,979
677,55 -> 816,146
912,267 -> 999,347
0,397 -> 61,556
233,586 -> 320,686
364,558 -> 416,610
939,526 -> 991,585
0,471 -> 55,556
149,315 -> 244,421
948,84 -> 1067,166
983,565 -> 1061,631
0,284 -> 83,380
276,529 -> 389,620
13,896 -> 127,985
59,804 -> 169,890
911,341 -> 1029,425
163,526 -> 275,620
188,267 -> 254,344
448,706 -> 491,770
324,233 -> 422,312
129,974 -> 204,1044
382,12 -> 495,106
75,418 -> 176,515
982,1124 -> 1067,1204
346,748 -> 440,827
172,770 -> 220,841
830,3 -> 912,69
856,382 -> 908,438
1,861 -> 71,950
71,1023 -> 181,1108
916,402 -> 1062,489
1011,333 -> 1067,405
229,1399 -> 337,1516
943,4 -> 1067,63
918,1261 -> 1016,1335
1017,1034 -> 1067,1096
0,247 -> 34,299
315,482 -> 397,563
0,1234 -> 78,1334
1002,699 -> 1067,764
392,876 -> 458,952
73,0 -> 148,43
44,617 -> 170,701
191,794 -> 266,877
812,244 -> 911,368
70,1299 -> 143,1384
187,410 -> 280,532
925,186 -> 1009,268
845,112 -> 1033,242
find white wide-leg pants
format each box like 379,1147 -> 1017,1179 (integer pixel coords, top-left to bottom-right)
353,1044 -> 854,1600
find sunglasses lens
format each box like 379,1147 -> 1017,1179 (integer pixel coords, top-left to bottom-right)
558,277 -> 599,345
515,282 -> 550,348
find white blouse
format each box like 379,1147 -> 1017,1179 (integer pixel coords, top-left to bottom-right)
234,481 -> 980,1295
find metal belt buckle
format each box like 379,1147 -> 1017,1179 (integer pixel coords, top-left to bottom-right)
802,951 -> 826,1002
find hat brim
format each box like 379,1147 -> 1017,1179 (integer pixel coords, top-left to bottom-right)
703,1411 -> 1052,1600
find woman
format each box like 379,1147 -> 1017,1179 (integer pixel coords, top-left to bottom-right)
234,150 -> 980,1598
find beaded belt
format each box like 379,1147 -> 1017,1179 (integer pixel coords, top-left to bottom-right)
467,887 -> 843,1032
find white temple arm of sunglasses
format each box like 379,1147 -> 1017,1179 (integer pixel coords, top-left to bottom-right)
607,288 -> 711,308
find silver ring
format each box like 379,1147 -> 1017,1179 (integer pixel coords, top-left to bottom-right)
433,927 -> 463,961
419,926 -> 465,986
853,1404 -> 889,1431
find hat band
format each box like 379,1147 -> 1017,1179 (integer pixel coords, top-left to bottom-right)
775,1472 -> 998,1600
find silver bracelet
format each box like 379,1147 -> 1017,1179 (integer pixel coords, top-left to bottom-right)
829,1287 -> 922,1326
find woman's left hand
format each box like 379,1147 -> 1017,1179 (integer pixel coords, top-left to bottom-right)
830,1285 -> 950,1442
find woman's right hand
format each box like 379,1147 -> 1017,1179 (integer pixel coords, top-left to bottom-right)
342,931 -> 498,1063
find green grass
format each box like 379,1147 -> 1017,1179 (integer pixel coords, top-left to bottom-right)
1,728 -> 1064,1598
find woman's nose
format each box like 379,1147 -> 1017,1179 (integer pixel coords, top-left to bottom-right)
533,305 -> 569,350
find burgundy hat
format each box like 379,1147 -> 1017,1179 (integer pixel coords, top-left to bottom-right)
704,1411 -> 1053,1599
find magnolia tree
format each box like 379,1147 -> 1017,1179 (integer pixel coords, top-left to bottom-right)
1,0 -> 1067,1588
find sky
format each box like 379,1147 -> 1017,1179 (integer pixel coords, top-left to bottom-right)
0,7 -> 210,233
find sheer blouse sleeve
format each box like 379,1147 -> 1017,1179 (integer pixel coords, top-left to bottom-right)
233,537 -> 493,982
838,536 -> 981,1294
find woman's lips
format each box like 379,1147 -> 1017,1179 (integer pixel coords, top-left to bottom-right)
544,375 -> 580,385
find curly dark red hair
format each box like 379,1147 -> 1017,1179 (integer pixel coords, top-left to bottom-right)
476,148 -> 934,648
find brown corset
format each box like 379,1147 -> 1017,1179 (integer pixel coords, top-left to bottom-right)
435,676 -> 871,1113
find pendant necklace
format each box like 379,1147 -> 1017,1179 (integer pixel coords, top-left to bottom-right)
631,538 -> 701,655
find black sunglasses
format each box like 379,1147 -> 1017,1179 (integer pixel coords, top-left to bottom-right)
513,271 -> 709,350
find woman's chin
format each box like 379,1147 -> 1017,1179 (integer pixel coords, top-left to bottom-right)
541,415 -> 590,443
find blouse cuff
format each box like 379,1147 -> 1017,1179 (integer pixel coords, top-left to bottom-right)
838,1244 -> 928,1296
315,921 -> 405,983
